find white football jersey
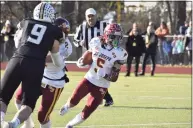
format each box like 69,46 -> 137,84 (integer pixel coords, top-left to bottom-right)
14,27 -> 23,48
84,37 -> 128,88
42,38 -> 72,88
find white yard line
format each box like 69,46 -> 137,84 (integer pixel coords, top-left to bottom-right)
53,122 -> 191,127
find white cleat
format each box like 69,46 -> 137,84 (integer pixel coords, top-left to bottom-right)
59,105 -> 69,116
1,121 -> 13,128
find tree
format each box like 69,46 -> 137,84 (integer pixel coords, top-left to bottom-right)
1,1 -> 40,24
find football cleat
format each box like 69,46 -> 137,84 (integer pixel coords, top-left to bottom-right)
59,105 -> 69,116
65,124 -> 73,128
104,100 -> 114,107
1,121 -> 14,128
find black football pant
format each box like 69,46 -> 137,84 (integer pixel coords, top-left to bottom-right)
0,57 -> 44,111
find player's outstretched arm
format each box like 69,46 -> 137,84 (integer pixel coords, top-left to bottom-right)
50,40 -> 65,68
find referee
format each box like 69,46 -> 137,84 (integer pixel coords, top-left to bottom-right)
73,8 -> 114,107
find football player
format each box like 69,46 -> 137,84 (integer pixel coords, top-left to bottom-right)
59,23 -> 128,128
14,17 -> 72,128
0,2 -> 65,128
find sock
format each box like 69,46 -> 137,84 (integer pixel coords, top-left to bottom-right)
15,101 -> 21,110
67,113 -> 84,126
11,118 -> 20,128
65,102 -> 71,109
40,120 -> 51,128
23,116 -> 34,127
15,101 -> 34,127
60,102 -> 71,116
1,112 -> 5,122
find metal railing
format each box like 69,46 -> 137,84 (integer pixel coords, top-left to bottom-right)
0,34 -> 192,66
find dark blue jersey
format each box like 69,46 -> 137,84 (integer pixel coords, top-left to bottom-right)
14,19 -> 63,59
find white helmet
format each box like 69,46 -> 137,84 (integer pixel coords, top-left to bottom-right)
33,2 -> 56,23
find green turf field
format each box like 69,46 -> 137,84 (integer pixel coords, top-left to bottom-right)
1,71 -> 192,128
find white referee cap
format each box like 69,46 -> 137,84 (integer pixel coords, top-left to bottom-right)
85,8 -> 96,16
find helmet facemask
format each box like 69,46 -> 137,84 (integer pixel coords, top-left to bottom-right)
107,34 -> 122,48
103,23 -> 123,50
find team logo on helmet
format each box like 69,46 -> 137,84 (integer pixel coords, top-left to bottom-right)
103,23 -> 123,48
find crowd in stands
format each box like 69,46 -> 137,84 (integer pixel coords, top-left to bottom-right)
0,19 -> 192,67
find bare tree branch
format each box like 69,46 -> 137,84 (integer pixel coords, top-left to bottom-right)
4,1 -> 18,20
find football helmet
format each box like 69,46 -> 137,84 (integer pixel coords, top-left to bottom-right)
103,23 -> 123,48
54,17 -> 70,35
33,2 -> 56,23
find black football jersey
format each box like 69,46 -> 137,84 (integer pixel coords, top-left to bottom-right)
14,19 -> 63,59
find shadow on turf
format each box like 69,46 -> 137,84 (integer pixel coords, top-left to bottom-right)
153,75 -> 191,78
112,106 -> 192,110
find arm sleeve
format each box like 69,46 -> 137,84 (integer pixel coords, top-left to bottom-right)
14,29 -> 23,48
73,24 -> 83,47
50,52 -> 65,68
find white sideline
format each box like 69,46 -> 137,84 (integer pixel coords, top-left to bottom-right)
53,122 -> 191,127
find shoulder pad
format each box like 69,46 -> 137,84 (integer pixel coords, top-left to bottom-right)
115,47 -> 128,64
89,37 -> 101,50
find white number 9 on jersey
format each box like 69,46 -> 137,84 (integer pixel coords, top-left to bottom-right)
27,24 -> 47,44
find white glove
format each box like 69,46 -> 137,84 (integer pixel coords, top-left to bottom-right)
79,40 -> 85,47
97,68 -> 106,78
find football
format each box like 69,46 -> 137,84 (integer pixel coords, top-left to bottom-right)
81,51 -> 93,65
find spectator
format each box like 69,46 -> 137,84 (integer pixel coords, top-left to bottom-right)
163,39 -> 172,65
1,20 -> 15,61
179,21 -> 189,35
184,21 -> 192,65
125,28 -> 146,77
127,22 -> 142,35
171,35 -> 178,65
0,20 -> 4,61
73,8 -> 113,107
139,25 -> 158,76
176,35 -> 184,65
155,21 -> 169,65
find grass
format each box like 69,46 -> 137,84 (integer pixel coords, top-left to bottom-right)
1,71 -> 192,128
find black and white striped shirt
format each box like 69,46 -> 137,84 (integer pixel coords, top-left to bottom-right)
73,20 -> 107,50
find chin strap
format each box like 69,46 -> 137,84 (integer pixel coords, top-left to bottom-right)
103,43 -> 113,50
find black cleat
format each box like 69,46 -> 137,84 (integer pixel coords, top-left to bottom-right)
125,73 -> 130,77
104,100 -> 114,107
